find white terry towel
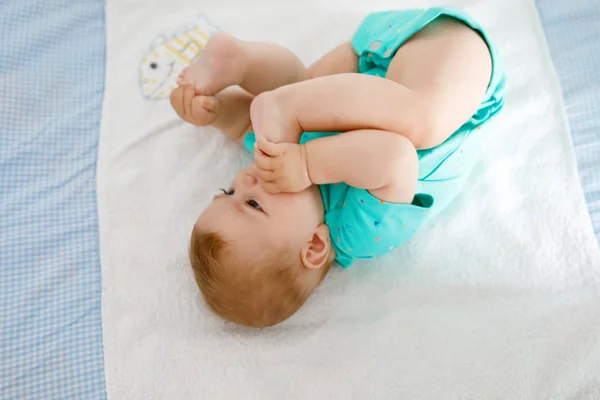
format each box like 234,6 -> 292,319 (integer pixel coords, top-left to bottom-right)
98,0 -> 600,398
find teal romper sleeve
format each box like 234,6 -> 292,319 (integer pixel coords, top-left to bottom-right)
243,131 -> 433,268
325,187 -> 433,267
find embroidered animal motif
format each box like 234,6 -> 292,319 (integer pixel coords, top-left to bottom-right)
140,16 -> 220,100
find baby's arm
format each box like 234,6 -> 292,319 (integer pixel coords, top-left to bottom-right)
253,129 -> 418,204
306,130 -> 418,204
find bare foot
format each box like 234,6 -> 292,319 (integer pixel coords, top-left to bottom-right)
249,91 -> 302,143
182,33 -> 247,95
176,66 -> 189,86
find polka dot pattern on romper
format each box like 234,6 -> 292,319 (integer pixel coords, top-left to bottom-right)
370,41 -> 381,51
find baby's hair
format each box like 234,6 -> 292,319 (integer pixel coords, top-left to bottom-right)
189,228 -> 332,328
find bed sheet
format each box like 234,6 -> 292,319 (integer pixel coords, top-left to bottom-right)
99,0 -> 600,398
0,1 -> 107,399
0,0 -> 598,399
536,0 -> 600,244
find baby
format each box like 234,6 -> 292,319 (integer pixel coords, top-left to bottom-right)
171,7 -> 506,327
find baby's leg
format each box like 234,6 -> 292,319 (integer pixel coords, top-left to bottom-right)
176,34 -> 310,141
251,18 -> 492,150
307,42 -> 358,78
251,73 -> 426,146
181,33 -> 309,96
384,17 -> 492,147
180,37 -> 360,143
170,83 -> 254,143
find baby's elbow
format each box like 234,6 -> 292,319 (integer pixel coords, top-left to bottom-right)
383,134 -> 418,178
404,97 -> 447,150
375,134 -> 418,203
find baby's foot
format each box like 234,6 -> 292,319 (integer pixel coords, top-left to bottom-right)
250,92 -> 301,143
176,67 -> 189,86
182,33 -> 247,95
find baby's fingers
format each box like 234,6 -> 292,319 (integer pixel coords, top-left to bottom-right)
170,86 -> 185,118
252,163 -> 275,182
253,149 -> 278,170
260,180 -> 283,194
257,137 -> 282,157
182,83 -> 195,118
198,95 -> 219,112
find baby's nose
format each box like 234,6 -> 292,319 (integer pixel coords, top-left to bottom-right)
242,169 -> 258,187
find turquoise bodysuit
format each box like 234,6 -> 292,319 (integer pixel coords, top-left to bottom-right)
244,6 -> 506,267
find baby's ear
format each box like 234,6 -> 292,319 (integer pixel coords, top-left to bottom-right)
300,224 -> 330,270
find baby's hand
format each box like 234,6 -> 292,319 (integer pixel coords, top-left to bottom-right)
169,82 -> 219,126
252,137 -> 312,194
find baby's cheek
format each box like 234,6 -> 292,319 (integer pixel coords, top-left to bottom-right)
285,197 -> 323,234
279,216 -> 306,238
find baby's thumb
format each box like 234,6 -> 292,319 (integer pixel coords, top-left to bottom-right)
257,136 -> 280,157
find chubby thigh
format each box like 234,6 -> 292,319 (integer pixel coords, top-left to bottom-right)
384,16 -> 493,147
352,7 -> 494,148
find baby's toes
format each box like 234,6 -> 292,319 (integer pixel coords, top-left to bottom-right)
178,66 -> 188,78
176,67 -> 189,84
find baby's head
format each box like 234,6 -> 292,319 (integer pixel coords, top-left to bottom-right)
189,167 -> 334,327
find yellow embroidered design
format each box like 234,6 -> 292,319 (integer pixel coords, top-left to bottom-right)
140,15 -> 220,100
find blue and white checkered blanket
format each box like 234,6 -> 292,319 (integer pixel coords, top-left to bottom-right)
0,1 -> 106,399
0,0 -> 599,398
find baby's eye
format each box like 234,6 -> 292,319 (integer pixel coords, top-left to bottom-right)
246,199 -> 263,211
220,188 -> 234,195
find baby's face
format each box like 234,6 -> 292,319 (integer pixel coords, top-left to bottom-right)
196,167 -> 325,258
